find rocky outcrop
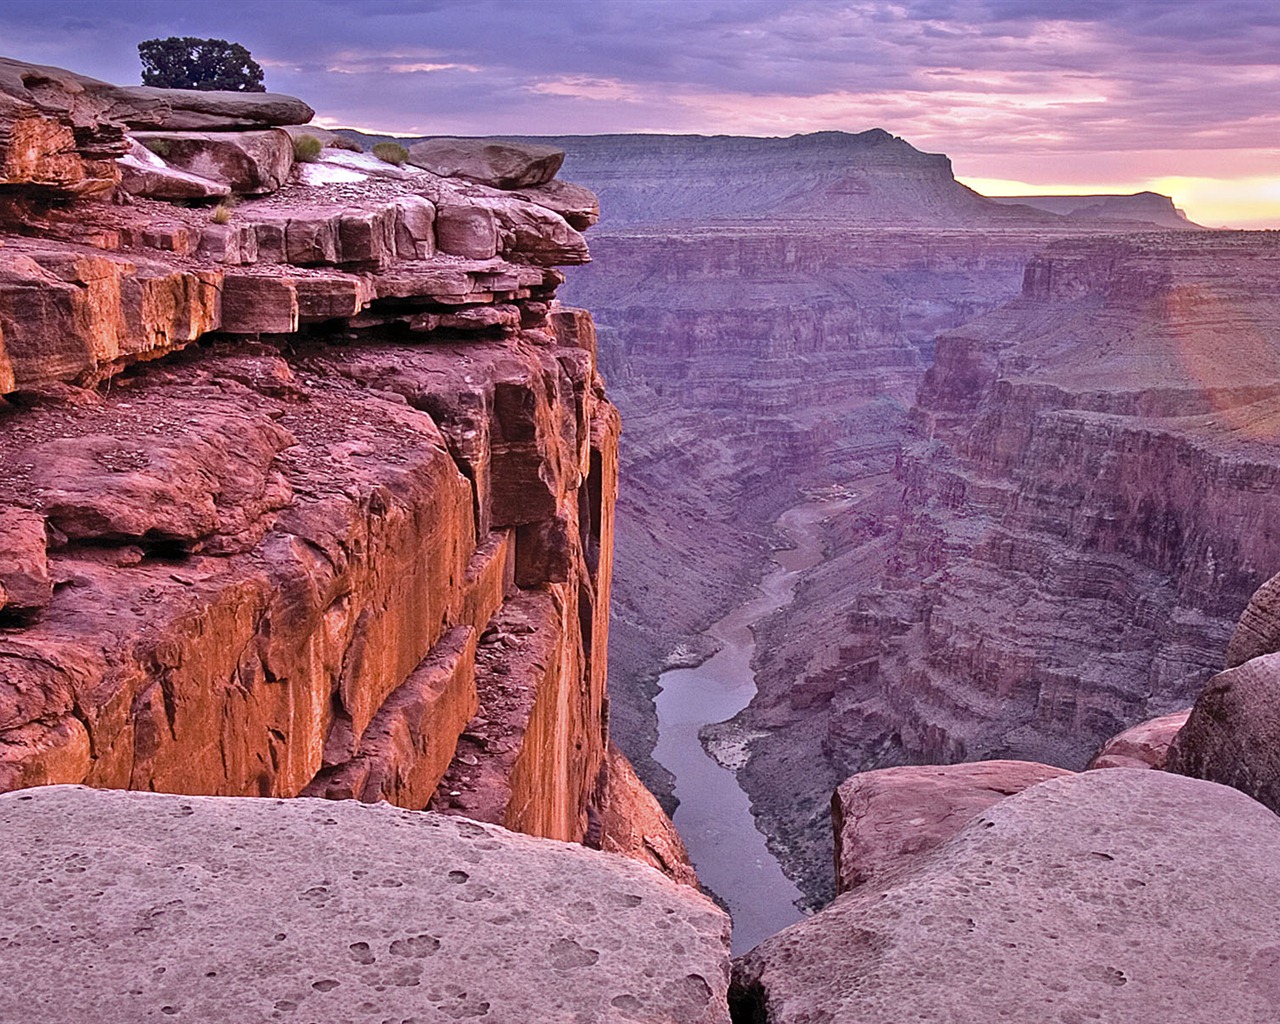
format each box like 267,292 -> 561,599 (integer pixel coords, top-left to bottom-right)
733,769 -> 1280,1023
0,57 -> 652,874
409,138 -> 565,189
831,759 -> 1071,893
1087,709 -> 1190,769
1224,568 -> 1280,668
0,786 -> 731,1024
0,57 -> 311,198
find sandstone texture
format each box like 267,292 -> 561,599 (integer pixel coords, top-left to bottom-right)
0,56 -> 633,865
133,129 -> 294,194
1225,568 -> 1280,668
1168,652 -> 1280,814
409,138 -> 565,189
0,786 -> 731,1024
118,138 -> 231,199
1087,709 -> 1190,770
831,759 -> 1072,893
733,769 -> 1280,1023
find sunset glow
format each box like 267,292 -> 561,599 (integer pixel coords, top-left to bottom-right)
1,0 -> 1276,225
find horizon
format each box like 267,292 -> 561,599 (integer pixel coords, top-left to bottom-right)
2,0 -> 1277,228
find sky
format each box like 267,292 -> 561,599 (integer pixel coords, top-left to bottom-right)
2,0 -> 1277,227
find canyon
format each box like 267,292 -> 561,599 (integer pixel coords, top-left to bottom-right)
6,52 -> 1280,1024
351,125 -> 1280,912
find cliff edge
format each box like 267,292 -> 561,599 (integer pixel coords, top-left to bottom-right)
0,56 -> 689,884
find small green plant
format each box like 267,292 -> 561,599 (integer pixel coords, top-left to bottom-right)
293,134 -> 322,163
372,142 -> 408,166
210,203 -> 233,224
141,137 -> 173,159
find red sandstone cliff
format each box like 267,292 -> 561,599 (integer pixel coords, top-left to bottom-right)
0,57 -> 682,880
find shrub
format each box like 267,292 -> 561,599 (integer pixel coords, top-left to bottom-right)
210,203 -> 233,225
293,134 -> 322,163
141,137 -> 173,159
372,142 -> 409,166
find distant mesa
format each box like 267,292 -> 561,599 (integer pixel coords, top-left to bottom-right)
987,191 -> 1198,230
341,127 -> 1198,233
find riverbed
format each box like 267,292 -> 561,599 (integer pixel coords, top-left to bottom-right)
652,499 -> 844,954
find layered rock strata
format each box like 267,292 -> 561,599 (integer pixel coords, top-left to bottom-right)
0,59 -> 679,881
0,786 -> 731,1024
738,231 -> 1280,901
733,769 -> 1280,1023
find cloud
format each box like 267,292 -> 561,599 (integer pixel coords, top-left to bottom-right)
0,0 -> 1277,223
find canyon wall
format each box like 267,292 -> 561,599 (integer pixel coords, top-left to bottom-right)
0,59 -> 675,872
738,231 -> 1280,901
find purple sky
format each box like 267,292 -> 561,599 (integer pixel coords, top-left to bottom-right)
3,0 -> 1278,225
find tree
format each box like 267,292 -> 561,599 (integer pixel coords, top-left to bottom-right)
138,37 -> 266,92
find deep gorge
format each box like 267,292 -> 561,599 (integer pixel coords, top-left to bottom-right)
6,54 -> 1280,1024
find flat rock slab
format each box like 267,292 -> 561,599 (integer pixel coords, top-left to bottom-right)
0,786 -> 731,1024
734,770 -> 1280,1023
832,759 -> 1072,893
132,129 -> 293,195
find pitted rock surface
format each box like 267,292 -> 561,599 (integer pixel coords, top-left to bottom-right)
831,759 -> 1072,893
0,786 -> 731,1024
733,770 -> 1280,1023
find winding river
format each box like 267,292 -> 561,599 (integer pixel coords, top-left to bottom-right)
652,499 -> 842,954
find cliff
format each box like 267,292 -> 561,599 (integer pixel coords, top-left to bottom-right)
0,57 -> 684,877
737,230 -> 1280,900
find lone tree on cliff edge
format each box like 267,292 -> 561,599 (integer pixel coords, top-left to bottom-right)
138,37 -> 266,92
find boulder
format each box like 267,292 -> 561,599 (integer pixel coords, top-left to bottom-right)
1087,709 -> 1191,770
127,87 -> 315,131
117,138 -> 230,200
733,770 -> 1280,1023
131,129 -> 293,195
0,507 -> 51,619
408,138 -> 565,189
1226,569 -> 1280,669
0,786 -> 732,1024
1168,653 -> 1280,814
831,760 -> 1072,893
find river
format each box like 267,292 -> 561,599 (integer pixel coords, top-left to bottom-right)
651,499 -> 843,954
